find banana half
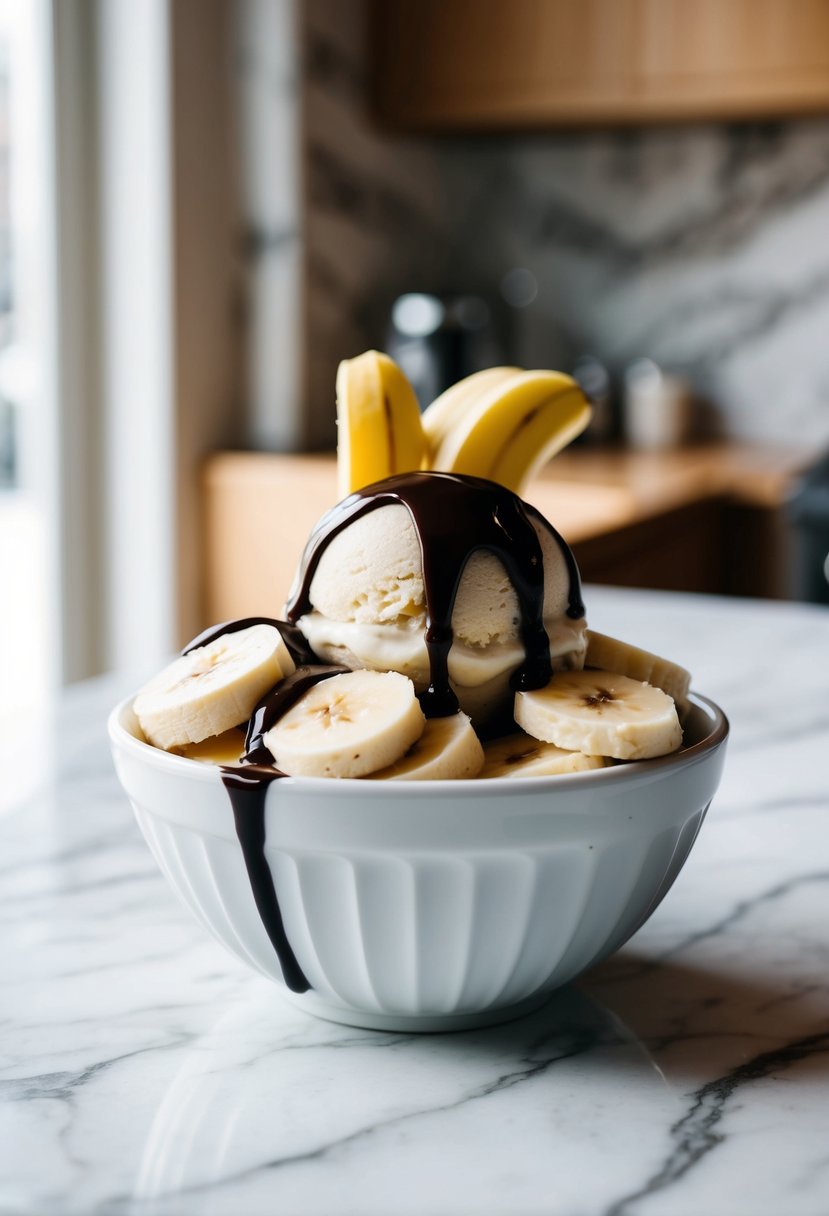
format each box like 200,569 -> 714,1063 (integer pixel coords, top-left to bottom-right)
515,669 -> 682,761
481,731 -> 609,778
421,366 -> 519,463
425,369 -> 592,496
264,669 -> 426,778
134,624 -> 296,751
336,350 -> 427,497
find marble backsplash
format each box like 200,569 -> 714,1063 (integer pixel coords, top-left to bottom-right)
235,0 -> 829,452
435,122 -> 829,448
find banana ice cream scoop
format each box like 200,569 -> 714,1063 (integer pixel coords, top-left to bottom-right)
286,471 -> 587,725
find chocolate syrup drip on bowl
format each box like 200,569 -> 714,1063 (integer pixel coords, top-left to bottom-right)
220,766 -> 309,993
286,472 -> 583,717
217,664 -> 348,995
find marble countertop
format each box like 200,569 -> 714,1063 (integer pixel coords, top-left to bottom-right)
4,587 -> 829,1216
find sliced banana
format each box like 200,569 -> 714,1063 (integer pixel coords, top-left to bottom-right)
515,669 -> 682,761
481,731 -> 608,778
134,624 -> 296,751
177,727 -> 247,765
585,630 -> 691,710
264,669 -> 425,778
367,711 -> 484,780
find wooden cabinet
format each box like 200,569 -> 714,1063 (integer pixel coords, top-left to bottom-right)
371,0 -> 829,129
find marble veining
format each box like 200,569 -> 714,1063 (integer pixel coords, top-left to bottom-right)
3,587 -> 829,1215
433,122 -> 829,447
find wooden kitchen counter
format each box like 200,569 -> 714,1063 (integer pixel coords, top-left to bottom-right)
202,443 -> 815,623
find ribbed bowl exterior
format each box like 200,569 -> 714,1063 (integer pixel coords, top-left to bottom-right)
110,697 -> 727,1028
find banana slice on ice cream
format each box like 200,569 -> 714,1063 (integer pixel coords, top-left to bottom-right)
134,624 -> 296,751
264,669 -> 426,778
368,711 -> 484,780
515,669 -> 682,761
481,731 -> 608,778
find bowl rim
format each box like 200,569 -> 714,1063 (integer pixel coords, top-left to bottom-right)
109,691 -> 729,799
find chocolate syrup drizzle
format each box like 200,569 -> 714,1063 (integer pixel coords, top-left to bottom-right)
285,471 -> 584,717
220,764 -> 308,992
219,662 -> 348,994
183,473 -> 585,994
240,663 -> 349,766
183,616 -> 316,666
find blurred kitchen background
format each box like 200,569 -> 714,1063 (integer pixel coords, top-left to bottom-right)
2,0 -> 829,808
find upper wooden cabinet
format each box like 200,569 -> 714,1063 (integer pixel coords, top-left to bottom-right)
370,0 -> 829,129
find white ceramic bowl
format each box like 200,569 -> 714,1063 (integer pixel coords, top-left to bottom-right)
109,694 -> 728,1032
